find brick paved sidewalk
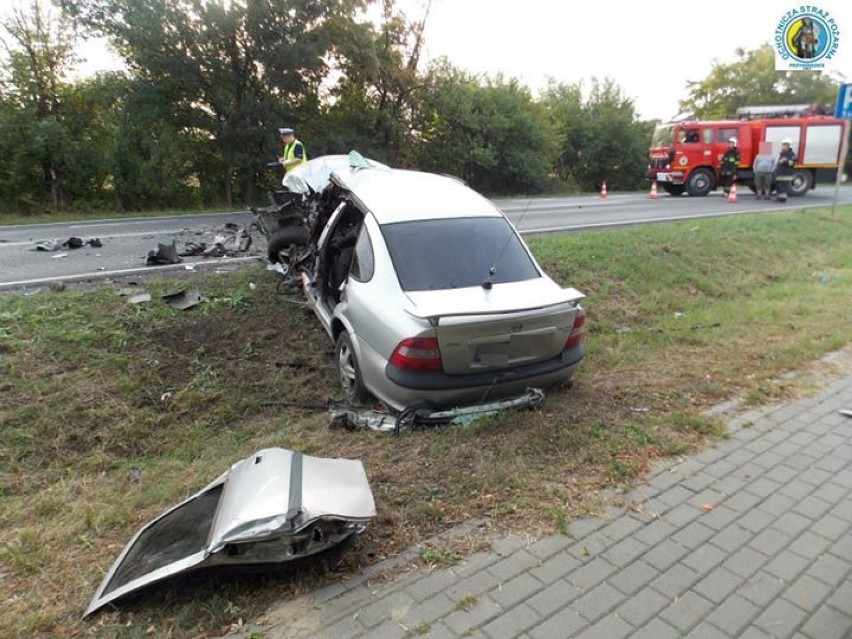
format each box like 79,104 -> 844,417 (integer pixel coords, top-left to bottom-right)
253,373 -> 852,639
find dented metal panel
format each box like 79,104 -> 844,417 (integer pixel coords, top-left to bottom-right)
85,448 -> 375,618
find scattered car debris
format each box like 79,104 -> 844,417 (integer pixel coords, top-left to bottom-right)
128,293 -> 151,305
329,387 -> 546,435
84,448 -> 376,618
178,224 -> 253,258
35,239 -> 63,252
180,241 -> 208,256
162,289 -> 202,310
35,237 -> 102,252
146,241 -> 182,266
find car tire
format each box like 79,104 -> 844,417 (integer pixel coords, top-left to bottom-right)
789,170 -> 812,197
335,332 -> 372,405
685,168 -> 715,197
267,225 -> 308,265
662,184 -> 686,196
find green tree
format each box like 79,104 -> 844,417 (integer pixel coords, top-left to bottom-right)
102,74 -> 204,211
681,43 -> 841,119
318,0 -> 432,165
412,60 -> 555,194
63,0 -> 367,206
0,0 -> 78,210
542,77 -> 653,192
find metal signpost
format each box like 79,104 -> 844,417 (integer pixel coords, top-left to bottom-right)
832,83 -> 852,216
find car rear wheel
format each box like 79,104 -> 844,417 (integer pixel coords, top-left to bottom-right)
267,225 -> 309,267
335,332 -> 371,405
685,168 -> 715,197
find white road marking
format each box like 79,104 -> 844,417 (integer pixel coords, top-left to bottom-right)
0,256 -> 262,289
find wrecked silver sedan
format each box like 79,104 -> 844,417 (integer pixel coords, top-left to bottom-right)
255,153 -> 587,412
85,448 -> 375,617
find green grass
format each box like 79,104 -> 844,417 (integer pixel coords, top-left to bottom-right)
419,548 -> 463,567
455,593 -> 479,612
2,205 -> 852,638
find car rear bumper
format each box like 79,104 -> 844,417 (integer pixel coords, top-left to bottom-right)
370,344 -> 585,411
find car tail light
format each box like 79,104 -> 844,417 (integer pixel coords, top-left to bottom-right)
389,337 -> 442,372
564,310 -> 586,350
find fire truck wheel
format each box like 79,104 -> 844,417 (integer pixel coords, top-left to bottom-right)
789,171 -> 812,197
662,184 -> 686,196
685,168 -> 715,197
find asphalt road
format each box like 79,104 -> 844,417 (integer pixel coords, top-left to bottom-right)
2,187 -> 851,290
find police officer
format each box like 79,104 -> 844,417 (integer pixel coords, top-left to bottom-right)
278,127 -> 307,173
775,139 -> 796,202
720,137 -> 740,194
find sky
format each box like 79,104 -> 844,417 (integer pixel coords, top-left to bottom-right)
6,0 -> 852,121
402,0 -> 852,120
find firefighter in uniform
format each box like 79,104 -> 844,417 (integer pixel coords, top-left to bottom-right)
792,18 -> 818,59
775,139 -> 796,202
720,137 -> 740,194
278,127 -> 307,173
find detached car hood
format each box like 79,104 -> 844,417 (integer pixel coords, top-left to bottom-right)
85,448 -> 375,618
405,279 -> 584,323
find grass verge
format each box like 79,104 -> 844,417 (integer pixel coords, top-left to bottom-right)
2,205 -> 851,638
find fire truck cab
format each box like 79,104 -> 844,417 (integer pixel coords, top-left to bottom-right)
646,105 -> 846,197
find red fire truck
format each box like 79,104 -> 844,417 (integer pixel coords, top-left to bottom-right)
646,105 -> 847,196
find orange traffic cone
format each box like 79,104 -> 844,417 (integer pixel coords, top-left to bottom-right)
649,181 -> 659,199
727,181 -> 738,203
599,181 -> 608,199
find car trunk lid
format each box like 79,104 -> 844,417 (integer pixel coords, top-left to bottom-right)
405,280 -> 584,375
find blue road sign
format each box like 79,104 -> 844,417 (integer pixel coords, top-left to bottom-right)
836,83 -> 852,119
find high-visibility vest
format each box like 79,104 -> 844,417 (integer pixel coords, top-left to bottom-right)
283,139 -> 307,172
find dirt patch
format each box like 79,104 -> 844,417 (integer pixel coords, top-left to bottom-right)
142,304 -> 333,404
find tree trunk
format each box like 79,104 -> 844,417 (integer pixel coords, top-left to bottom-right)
49,167 -> 63,210
243,169 -> 254,206
224,167 -> 233,207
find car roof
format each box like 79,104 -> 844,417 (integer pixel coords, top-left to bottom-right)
333,167 -> 502,224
